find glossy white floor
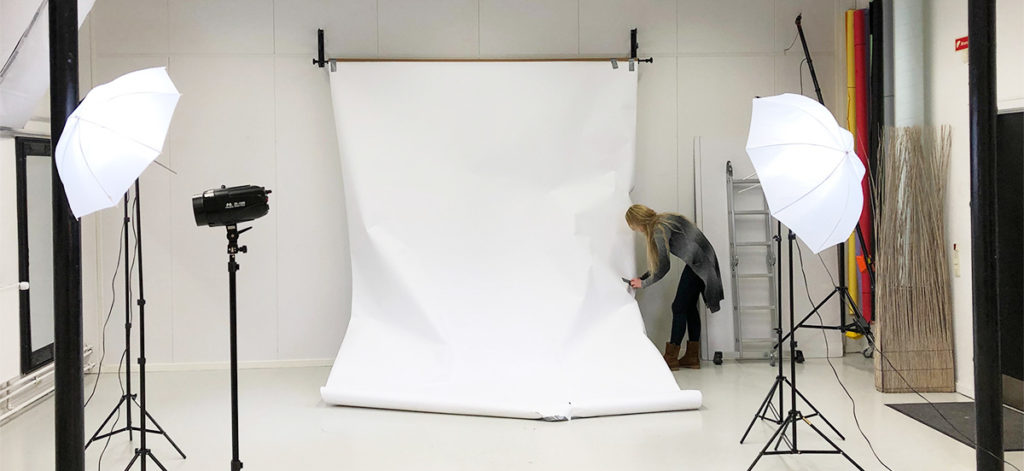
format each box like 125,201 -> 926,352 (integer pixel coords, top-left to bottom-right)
1,356 -> 1021,470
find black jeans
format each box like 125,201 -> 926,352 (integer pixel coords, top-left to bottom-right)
670,265 -> 703,345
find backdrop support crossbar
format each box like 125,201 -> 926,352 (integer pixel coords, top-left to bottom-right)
313,28 -> 653,67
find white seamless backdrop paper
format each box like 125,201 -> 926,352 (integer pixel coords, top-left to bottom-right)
322,62 -> 702,419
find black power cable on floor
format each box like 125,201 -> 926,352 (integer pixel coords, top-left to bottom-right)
800,245 -> 1021,471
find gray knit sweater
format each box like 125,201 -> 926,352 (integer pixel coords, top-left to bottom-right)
639,215 -> 724,313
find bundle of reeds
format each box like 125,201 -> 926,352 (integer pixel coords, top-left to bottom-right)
872,126 -> 955,393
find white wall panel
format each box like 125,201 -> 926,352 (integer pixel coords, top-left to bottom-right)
677,0 -> 773,54
677,56 -> 773,222
678,57 -> 774,140
479,0 -> 578,57
273,0 -> 378,56
167,56 -> 278,362
91,0 -> 168,54
774,0 -> 835,53
273,56 -> 350,360
0,138 -> 19,382
378,0 -> 478,57
169,0 -> 275,54
997,0 -> 1024,108
579,0 -> 676,56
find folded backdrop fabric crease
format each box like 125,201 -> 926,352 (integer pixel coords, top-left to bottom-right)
321,61 -> 701,420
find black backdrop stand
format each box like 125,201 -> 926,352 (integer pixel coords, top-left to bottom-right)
85,187 -> 186,468
49,1 -> 84,470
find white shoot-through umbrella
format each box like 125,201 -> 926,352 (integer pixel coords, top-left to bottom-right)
54,66 -> 180,218
745,93 -> 865,253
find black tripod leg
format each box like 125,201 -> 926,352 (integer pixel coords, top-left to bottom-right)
773,429 -> 793,451
124,451 -> 141,471
747,415 -> 793,471
804,419 -> 865,470
786,378 -> 846,440
741,379 -> 781,443
141,410 -> 187,459
85,395 -> 128,450
146,451 -> 169,471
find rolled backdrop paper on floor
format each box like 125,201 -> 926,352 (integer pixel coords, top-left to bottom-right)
321,62 -> 701,420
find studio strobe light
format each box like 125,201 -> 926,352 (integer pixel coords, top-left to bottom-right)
193,184 -> 271,471
192,184 -> 271,227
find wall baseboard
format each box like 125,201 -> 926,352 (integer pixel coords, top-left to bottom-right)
91,358 -> 334,374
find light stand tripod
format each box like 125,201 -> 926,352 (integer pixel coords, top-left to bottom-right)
225,224 -> 249,471
739,223 -> 845,444
84,181 -> 186,470
746,231 -> 864,471
789,11 -> 876,353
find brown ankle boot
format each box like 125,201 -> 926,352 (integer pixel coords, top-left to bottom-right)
679,341 -> 701,369
663,343 -> 681,370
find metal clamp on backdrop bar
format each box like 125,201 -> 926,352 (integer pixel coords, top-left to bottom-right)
313,29 -> 327,68
628,28 -> 654,70
314,28 -> 653,69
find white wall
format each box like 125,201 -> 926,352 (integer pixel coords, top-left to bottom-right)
0,136 -> 20,382
921,0 -> 1024,396
81,0 -> 853,367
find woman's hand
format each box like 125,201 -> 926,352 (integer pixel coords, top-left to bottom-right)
630,278 -> 643,289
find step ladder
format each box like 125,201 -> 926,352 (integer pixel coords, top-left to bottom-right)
725,161 -> 779,362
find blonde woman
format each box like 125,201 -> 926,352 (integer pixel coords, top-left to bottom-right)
626,204 -> 724,370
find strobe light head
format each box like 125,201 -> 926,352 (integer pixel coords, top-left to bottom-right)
192,185 -> 271,227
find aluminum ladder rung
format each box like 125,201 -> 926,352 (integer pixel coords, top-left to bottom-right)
735,305 -> 776,311
735,241 -> 771,247
734,210 -> 769,216
737,273 -> 772,279
740,338 -> 777,344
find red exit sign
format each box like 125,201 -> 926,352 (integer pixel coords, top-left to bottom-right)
955,36 -> 969,51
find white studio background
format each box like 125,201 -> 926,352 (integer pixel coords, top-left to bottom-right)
321,61 -> 700,419
72,0 -> 859,372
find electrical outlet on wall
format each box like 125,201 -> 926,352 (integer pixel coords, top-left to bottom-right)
953,243 -> 961,277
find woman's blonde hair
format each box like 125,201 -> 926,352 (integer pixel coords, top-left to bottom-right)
625,204 -> 683,274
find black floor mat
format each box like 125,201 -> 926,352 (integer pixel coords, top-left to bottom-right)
887,402 -> 1024,451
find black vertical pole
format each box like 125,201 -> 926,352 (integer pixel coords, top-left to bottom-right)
968,1 -> 1004,469
227,227 -> 243,471
134,180 -> 149,471
49,0 -> 84,469
796,15 -> 847,326
869,0 -> 884,185
787,230 -> 797,449
776,222 -> 784,417
123,194 -> 134,441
